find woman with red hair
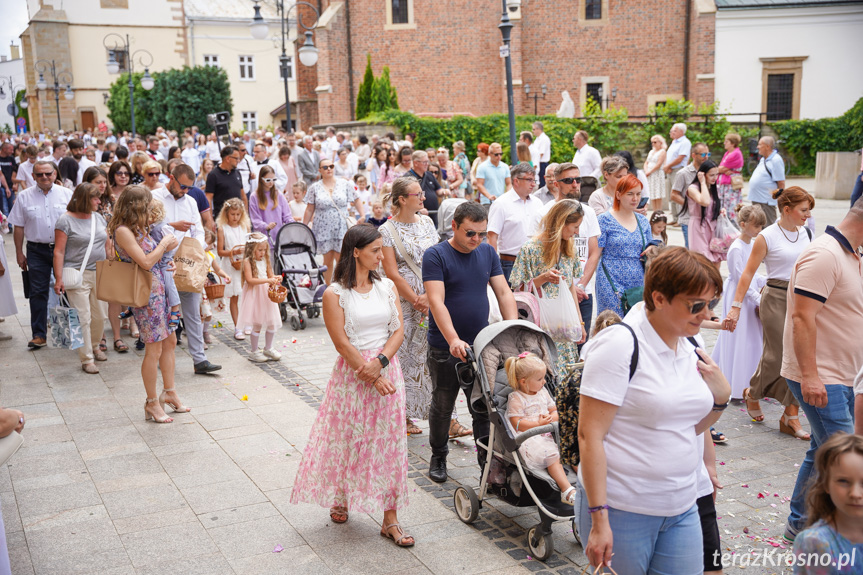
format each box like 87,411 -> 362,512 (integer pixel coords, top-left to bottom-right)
595,174 -> 659,315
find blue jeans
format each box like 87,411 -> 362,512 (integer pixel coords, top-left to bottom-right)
786,378 -> 856,532
0,189 -> 14,229
577,293 -> 594,353
681,224 -> 689,249
500,258 -> 514,284
576,482 -> 703,574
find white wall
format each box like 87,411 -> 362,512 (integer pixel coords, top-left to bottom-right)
0,58 -> 26,132
715,5 -> 863,121
36,0 -> 178,27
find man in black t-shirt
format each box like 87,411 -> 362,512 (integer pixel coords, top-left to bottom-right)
205,145 -> 245,218
407,150 -> 442,226
0,142 -> 19,230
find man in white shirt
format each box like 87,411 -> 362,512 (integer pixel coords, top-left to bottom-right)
69,139 -> 95,186
544,162 -> 601,346
532,121 -> 552,188
571,130 -> 602,180
15,146 -> 37,190
323,126 -> 338,161
180,139 -> 202,175
146,136 -> 165,162
663,123 -> 692,224
250,143 -> 288,195
488,162 -> 544,282
151,164 -> 221,375
8,160 -> 73,348
532,162 -> 558,204
205,133 -> 221,162
51,142 -> 67,165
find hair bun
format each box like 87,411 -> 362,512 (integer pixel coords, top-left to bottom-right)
771,188 -> 784,200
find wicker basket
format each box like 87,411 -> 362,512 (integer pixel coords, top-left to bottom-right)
204,283 -> 225,300
268,285 -> 288,303
231,259 -> 243,271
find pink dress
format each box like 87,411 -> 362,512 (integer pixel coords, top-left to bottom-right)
291,278 -> 408,513
505,388 -> 561,472
236,259 -> 283,330
718,147 -> 744,224
687,192 -> 724,263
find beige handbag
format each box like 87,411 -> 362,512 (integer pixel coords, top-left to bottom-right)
96,259 -> 153,307
173,234 -> 208,293
731,173 -> 744,191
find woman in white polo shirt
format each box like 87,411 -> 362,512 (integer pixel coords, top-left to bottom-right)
577,247 -> 731,573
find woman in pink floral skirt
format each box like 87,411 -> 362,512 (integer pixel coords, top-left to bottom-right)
291,224 -> 414,547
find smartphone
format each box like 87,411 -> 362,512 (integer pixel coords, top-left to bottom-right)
637,197 -> 649,209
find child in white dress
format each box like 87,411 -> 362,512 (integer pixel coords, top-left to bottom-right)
216,198 -> 250,339
505,352 -> 575,504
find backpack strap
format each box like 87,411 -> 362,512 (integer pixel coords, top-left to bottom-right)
614,322 -> 639,381
804,226 -> 813,241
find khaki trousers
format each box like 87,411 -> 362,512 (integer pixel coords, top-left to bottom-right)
65,270 -> 105,365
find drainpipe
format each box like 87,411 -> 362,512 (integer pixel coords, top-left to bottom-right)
683,0 -> 691,100
345,0 -> 355,119
189,18 -> 196,66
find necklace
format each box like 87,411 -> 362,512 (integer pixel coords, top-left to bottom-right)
355,286 -> 372,299
778,223 -> 800,243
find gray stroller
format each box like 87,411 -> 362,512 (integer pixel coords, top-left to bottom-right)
273,222 -> 327,330
452,319 -> 580,561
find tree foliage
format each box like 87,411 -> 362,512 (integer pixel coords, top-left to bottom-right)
106,66 -> 232,135
356,54 -> 374,120
354,56 -> 399,120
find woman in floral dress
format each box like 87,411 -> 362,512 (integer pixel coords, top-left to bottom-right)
510,199 -> 586,375
109,186 -> 188,424
717,132 -> 744,224
302,158 -> 365,284
292,225 -> 414,547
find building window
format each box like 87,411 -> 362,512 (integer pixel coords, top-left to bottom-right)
280,56 -> 294,80
203,54 -> 220,68
385,0 -> 415,29
586,83 -> 603,107
242,112 -> 258,132
580,0 -> 608,24
585,0 -> 602,19
107,49 -> 128,72
766,74 -> 794,121
239,55 -> 255,81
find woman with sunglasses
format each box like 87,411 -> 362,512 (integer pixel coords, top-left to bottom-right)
249,165 -> 294,249
303,158 -> 366,284
140,160 -> 163,191
723,186 -> 815,441
578,246 -> 729,574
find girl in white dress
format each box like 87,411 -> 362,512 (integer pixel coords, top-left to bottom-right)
505,352 -> 575,504
216,198 -> 251,339
644,135 -> 667,212
712,205 -> 767,399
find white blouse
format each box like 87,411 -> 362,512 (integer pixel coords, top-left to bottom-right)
330,278 -> 400,351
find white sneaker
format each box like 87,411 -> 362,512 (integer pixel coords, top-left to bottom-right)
263,348 -> 281,361
248,350 -> 267,363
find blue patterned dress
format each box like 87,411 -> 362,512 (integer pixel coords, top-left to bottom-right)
115,231 -> 171,344
304,179 -> 358,255
596,212 -> 653,316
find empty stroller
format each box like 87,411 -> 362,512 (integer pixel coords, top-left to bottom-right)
273,222 -> 327,330
451,319 -> 579,561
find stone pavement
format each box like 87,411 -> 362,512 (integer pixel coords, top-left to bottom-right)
0,186 -> 849,574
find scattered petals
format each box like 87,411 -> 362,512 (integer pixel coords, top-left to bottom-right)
273,544 -> 284,553
241,394 -> 249,401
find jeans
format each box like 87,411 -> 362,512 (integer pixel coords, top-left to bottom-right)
539,162 -> 549,189
681,224 -> 689,249
26,242 -> 54,339
851,172 -> 863,207
0,189 -> 14,228
576,481 -> 703,574
500,259 -> 514,284
786,378 -> 856,532
428,345 -> 490,466
178,290 -> 207,365
577,294 -> 594,353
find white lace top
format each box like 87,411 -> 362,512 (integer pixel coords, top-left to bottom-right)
330,277 -> 400,351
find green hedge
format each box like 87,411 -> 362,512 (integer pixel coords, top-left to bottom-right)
379,99 -> 760,172
771,97 -> 863,175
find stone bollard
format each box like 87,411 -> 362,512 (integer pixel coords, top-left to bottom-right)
815,151 -> 859,200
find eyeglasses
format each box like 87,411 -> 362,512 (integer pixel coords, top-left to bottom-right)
34,172 -> 54,178
146,172 -> 161,177
262,178 -> 276,183
557,177 -> 582,185
407,192 -> 425,198
490,153 -> 502,157
464,230 -> 488,239
320,165 -> 334,170
698,152 -> 711,158
515,176 -> 534,182
429,170 -> 439,175
684,298 -> 719,315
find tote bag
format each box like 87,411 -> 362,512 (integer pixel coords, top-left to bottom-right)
48,294 -> 84,350
96,259 -> 152,308
173,234 -> 208,293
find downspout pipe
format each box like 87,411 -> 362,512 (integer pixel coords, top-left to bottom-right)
345,0 -> 355,119
683,0 -> 691,100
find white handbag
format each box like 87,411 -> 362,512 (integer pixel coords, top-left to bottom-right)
63,215 -> 96,291
0,431 -> 24,466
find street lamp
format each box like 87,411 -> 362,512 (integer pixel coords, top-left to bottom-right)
250,0 -> 320,133
596,86 -> 617,109
103,33 -> 155,138
0,77 -> 27,133
33,60 -> 73,131
524,84 -> 546,116
499,0 -> 521,165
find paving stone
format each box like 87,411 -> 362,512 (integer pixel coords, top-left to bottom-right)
120,521 -> 219,568
208,515 -> 304,559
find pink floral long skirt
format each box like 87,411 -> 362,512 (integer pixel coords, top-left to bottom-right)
291,348 -> 409,513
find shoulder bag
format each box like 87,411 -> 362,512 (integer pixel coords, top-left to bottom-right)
95,234 -> 153,308
601,217 -> 646,315
63,215 -> 96,291
384,220 -> 422,280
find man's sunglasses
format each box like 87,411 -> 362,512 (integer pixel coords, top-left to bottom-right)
685,298 -> 719,315
698,152 -> 711,158
34,172 -> 54,178
558,177 -> 582,185
464,230 -> 488,239
178,183 -> 193,191
490,153 -> 502,157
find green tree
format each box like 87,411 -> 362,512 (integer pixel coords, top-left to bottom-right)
106,71 -> 155,134
150,66 -> 232,134
356,54 -> 374,120
371,66 -> 392,113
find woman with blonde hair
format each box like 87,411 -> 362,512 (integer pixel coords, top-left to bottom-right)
141,159 -> 162,191
517,141 -> 533,167
129,151 -> 150,185
196,158 -> 215,191
644,135 -> 667,212
216,198 -> 252,338
510,199 -> 587,373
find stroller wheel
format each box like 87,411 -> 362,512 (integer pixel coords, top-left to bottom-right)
453,486 -> 479,524
526,524 -> 554,562
299,317 -> 306,330
306,308 -> 315,320
290,316 -> 300,331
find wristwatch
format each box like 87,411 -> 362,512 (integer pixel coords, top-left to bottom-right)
376,354 -> 390,369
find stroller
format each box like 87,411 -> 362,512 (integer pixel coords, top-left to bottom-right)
272,222 -> 327,330
452,319 -> 579,561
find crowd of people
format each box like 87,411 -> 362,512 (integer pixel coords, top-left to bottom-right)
0,119 -> 861,573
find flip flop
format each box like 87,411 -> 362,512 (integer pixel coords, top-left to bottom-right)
448,421 -> 473,438
710,428 -> 727,444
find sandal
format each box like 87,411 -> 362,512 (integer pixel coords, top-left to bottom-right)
99,338 -> 107,352
113,339 -> 128,353
743,388 -> 764,423
449,420 -> 473,438
561,486 -> 576,505
710,427 -> 727,444
380,522 -> 414,547
159,387 -> 191,413
406,419 -> 422,435
169,310 -> 181,330
779,414 -> 810,441
130,324 -> 140,339
329,506 -> 348,524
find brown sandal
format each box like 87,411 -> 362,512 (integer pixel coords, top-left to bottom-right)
380,522 -> 414,547
406,419 -> 422,435
329,505 -> 348,524
449,420 -> 473,438
743,388 -> 764,423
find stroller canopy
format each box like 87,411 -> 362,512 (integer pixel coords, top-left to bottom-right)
275,222 -> 317,254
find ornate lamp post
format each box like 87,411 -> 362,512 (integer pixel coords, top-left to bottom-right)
524,84 -> 547,116
103,34 -> 155,138
34,60 -> 73,131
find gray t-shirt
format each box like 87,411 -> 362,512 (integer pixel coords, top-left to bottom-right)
55,212 -> 108,271
672,164 -> 696,225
